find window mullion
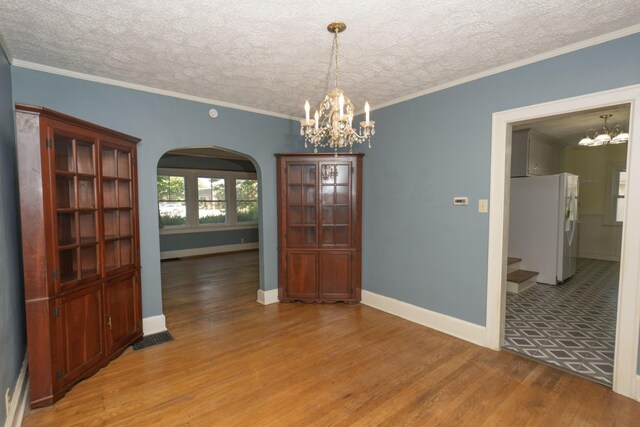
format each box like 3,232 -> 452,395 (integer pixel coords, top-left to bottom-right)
229,178 -> 237,225
187,172 -> 197,228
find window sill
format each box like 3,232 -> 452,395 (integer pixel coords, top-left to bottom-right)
160,223 -> 258,235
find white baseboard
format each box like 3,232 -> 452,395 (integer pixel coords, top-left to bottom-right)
142,314 -> 167,336
160,242 -> 259,260
4,354 -> 28,427
361,290 -> 487,347
257,289 -> 279,305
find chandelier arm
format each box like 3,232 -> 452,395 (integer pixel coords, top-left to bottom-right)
612,125 -> 623,137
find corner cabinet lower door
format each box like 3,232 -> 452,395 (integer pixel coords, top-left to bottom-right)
105,272 -> 141,356
282,251 -> 318,301
319,251 -> 354,301
58,284 -> 105,388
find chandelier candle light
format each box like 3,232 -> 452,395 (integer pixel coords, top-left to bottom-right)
300,22 -> 375,154
578,114 -> 630,147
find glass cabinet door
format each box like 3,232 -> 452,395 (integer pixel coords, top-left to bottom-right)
319,162 -> 352,247
101,143 -> 135,273
51,129 -> 99,286
285,162 -> 317,247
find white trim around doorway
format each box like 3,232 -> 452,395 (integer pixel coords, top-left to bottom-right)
485,84 -> 640,399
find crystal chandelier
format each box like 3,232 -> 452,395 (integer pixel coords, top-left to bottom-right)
578,114 -> 629,147
300,22 -> 375,154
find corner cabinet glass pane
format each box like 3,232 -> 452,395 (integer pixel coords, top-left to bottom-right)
101,144 -> 136,273
57,212 -> 77,246
56,176 -> 76,209
54,135 -> 74,172
286,162 -> 317,247
78,178 -> 96,208
79,212 -> 97,244
118,181 -> 131,208
105,240 -> 119,271
76,140 -> 95,175
59,248 -> 78,282
119,210 -> 132,236
319,162 -> 351,247
80,245 -> 98,277
52,130 -> 100,285
102,148 -> 117,177
120,239 -> 132,266
117,151 -> 131,179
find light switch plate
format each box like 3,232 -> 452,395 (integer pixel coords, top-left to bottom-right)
453,197 -> 468,206
478,199 -> 488,213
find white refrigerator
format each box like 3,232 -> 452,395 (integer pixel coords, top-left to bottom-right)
508,173 -> 579,285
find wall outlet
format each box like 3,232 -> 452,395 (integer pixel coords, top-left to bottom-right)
5,388 -> 10,415
240,237 -> 245,244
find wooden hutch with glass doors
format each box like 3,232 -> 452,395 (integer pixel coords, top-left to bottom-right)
276,153 -> 363,303
15,104 -> 142,408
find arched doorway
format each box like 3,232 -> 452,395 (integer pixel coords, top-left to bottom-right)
155,146 -> 263,332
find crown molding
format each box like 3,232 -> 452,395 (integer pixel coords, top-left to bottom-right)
11,59 -> 298,121
371,24 -> 640,113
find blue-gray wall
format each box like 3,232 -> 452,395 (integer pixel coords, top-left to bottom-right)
363,33 -> 640,326
0,46 -> 26,424
12,68 -> 297,319
161,228 -> 259,253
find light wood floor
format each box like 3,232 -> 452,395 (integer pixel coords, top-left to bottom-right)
24,251 -> 640,426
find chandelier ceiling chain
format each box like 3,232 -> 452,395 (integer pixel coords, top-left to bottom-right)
578,114 -> 630,147
334,27 -> 340,89
300,22 -> 375,155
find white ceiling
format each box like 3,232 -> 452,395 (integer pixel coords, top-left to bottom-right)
514,104 -> 631,146
1,1 -> 639,119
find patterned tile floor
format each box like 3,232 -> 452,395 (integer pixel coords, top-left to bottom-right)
503,258 -> 619,386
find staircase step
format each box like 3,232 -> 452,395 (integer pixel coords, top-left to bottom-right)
507,269 -> 538,284
507,269 -> 538,294
507,257 -> 522,273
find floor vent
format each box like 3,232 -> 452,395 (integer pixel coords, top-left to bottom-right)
132,331 -> 174,351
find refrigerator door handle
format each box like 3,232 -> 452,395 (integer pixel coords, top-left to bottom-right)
567,195 -> 578,246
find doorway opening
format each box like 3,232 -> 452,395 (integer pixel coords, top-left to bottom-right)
503,105 -> 630,386
156,147 -> 261,331
486,84 -> 640,398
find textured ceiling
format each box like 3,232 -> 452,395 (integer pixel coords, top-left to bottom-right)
1,1 -> 639,118
516,104 -> 631,146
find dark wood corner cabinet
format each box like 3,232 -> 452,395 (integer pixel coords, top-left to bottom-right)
15,104 -> 143,408
276,153 -> 363,303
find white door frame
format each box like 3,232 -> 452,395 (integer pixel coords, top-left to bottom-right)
485,84 -> 640,399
